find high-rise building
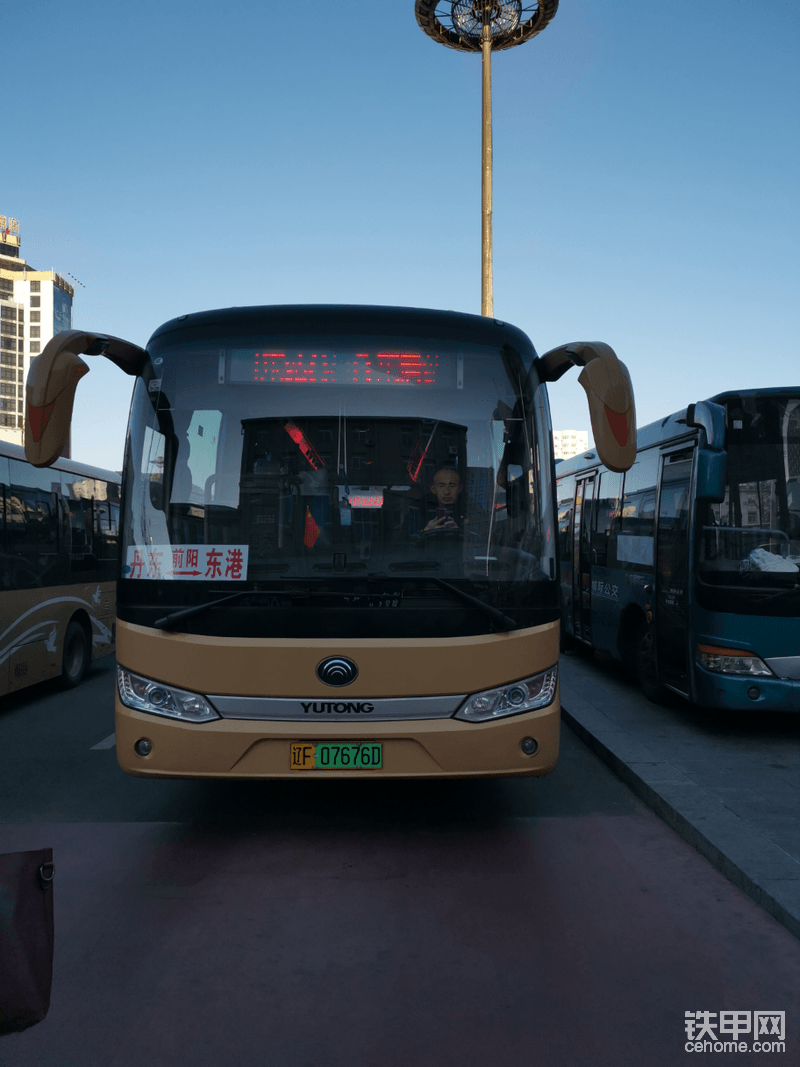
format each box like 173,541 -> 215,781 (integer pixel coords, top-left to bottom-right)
552,429 -> 589,461
0,215 -> 74,446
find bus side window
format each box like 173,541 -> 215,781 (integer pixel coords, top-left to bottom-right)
593,470 -> 623,567
557,474 -> 575,561
5,487 -> 27,586
32,492 -> 59,555
7,460 -> 64,587
618,448 -> 659,568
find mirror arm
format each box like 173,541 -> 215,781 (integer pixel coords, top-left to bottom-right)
534,341 -> 637,473
534,343 -> 596,381
25,329 -> 146,468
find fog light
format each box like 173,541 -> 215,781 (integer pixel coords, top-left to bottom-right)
520,737 -> 538,756
134,738 -> 152,757
747,687 -> 761,700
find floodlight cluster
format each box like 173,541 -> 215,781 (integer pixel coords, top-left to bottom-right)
414,0 -> 559,53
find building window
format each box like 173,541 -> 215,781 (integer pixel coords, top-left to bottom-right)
29,342 -> 40,353
30,296 -> 41,308
30,281 -> 41,292
1,336 -> 14,350
30,327 -> 40,338
1,382 -> 17,397
0,367 -> 15,380
30,311 -> 41,323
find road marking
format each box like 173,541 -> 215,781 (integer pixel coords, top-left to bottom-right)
92,733 -> 116,750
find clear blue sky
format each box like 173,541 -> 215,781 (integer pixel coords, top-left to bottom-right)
7,0 -> 800,470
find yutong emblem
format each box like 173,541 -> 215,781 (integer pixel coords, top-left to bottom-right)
316,656 -> 358,687
301,701 -> 374,715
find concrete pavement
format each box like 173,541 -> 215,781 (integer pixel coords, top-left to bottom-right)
559,649 -> 800,940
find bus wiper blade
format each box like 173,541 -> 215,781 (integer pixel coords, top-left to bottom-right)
154,588 -> 309,630
429,577 -> 517,632
367,573 -> 516,632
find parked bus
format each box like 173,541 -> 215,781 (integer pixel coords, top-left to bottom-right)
556,389 -> 800,711
1,439 -> 119,696
25,306 -> 635,777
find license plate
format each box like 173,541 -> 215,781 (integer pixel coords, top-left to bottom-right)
290,742 -> 382,770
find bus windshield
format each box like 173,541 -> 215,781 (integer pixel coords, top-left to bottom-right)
698,394 -> 800,610
119,324 -> 558,638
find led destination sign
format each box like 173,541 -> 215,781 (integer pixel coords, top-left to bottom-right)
229,350 -> 440,387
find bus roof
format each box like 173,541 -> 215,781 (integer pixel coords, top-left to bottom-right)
146,303 -> 536,354
0,438 -> 120,484
555,386 -> 800,479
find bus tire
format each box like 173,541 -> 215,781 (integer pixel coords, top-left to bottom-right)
61,620 -> 90,689
636,627 -> 667,704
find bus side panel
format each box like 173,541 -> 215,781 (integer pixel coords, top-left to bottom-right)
0,582 -> 116,696
2,588 -> 65,693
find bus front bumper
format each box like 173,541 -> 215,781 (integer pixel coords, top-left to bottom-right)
693,666 -> 800,713
114,693 -> 561,779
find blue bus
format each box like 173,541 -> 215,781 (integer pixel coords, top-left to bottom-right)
556,389 -> 800,711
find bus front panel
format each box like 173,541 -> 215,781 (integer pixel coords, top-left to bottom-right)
115,308 -> 562,777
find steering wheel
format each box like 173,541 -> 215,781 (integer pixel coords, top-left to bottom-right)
422,526 -> 463,541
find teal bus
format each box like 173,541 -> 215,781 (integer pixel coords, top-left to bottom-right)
556,389 -> 800,711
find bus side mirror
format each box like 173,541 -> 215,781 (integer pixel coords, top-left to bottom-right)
25,330 -> 146,468
535,341 -> 637,473
696,449 -> 727,502
25,335 -> 90,467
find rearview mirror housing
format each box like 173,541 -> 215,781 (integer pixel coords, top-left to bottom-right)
696,448 -> 727,502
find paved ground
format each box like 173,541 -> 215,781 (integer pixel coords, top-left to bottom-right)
2,656 -> 800,1064
559,648 -> 800,940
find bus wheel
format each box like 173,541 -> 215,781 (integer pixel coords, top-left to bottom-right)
636,628 -> 667,704
61,621 -> 90,689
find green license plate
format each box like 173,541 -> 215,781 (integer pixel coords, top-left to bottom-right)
290,742 -> 383,771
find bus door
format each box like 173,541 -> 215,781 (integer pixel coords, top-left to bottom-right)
573,474 -> 595,642
655,447 -> 695,693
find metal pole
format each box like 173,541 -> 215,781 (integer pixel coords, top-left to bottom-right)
481,24 -> 493,318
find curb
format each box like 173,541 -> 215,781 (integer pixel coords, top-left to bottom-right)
561,702 -> 800,942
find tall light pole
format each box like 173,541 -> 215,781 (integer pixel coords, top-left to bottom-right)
415,2 -> 559,317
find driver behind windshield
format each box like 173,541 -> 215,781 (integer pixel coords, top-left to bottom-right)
423,467 -> 463,532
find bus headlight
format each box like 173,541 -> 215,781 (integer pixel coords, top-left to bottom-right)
695,645 -> 772,677
454,666 -> 558,722
117,667 -> 220,722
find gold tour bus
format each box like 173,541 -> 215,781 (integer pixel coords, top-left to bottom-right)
1,438 -> 119,696
25,305 -> 635,778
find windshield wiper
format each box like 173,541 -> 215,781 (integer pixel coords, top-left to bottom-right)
367,573 -> 516,632
154,587 -> 309,630
753,584 -> 800,605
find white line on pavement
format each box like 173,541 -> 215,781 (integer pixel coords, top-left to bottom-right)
91,733 -> 116,750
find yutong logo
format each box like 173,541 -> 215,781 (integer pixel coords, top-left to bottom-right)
317,656 -> 359,686
301,701 -> 375,715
